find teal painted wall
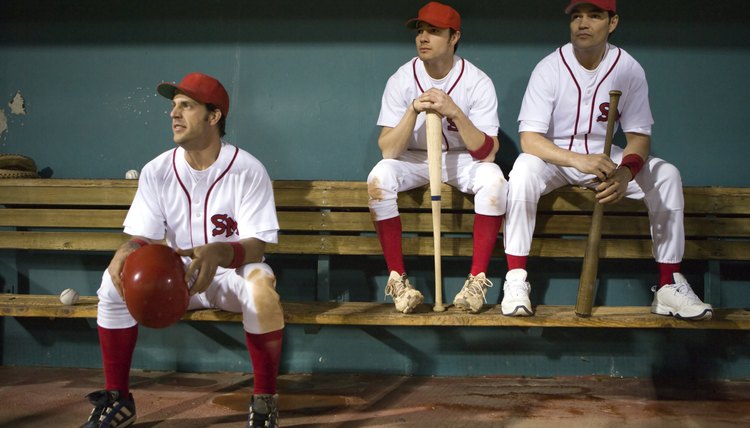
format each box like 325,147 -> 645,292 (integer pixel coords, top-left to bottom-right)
2,0 -> 750,378
1,1 -> 748,185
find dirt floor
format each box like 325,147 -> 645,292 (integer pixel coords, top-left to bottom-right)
1,366 -> 749,427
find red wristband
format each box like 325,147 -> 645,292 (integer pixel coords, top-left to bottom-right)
619,154 -> 645,180
228,242 -> 246,269
130,238 -> 149,248
468,134 -> 494,160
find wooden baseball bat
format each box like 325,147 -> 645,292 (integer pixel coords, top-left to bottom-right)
426,111 -> 445,312
575,90 -> 622,318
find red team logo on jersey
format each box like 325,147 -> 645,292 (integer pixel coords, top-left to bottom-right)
211,214 -> 239,238
446,117 -> 459,132
596,102 -> 619,123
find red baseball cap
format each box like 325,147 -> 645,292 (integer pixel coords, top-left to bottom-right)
406,2 -> 461,32
565,0 -> 617,14
157,72 -> 230,118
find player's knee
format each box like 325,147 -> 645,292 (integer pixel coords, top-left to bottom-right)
368,163 -> 400,220
96,270 -> 137,328
475,194 -> 507,216
643,159 -> 684,210
367,162 -> 398,201
96,270 -> 124,305
509,153 -> 543,181
474,165 -> 508,215
508,154 -> 545,197
367,173 -> 386,201
246,267 -> 285,332
660,161 -> 682,184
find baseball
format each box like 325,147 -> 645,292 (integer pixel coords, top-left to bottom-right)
125,169 -> 140,179
60,288 -> 80,306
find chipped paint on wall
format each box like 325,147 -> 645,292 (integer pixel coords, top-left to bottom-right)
9,91 -> 26,115
0,109 -> 7,135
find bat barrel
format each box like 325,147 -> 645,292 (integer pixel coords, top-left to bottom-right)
575,204 -> 604,317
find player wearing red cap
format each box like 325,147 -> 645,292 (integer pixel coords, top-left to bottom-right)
502,0 -> 713,320
368,2 -> 508,314
81,73 -> 284,428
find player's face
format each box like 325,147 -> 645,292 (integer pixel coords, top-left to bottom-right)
569,5 -> 619,53
169,93 -> 220,149
414,23 -> 458,62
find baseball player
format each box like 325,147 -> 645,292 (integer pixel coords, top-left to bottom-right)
368,2 -> 507,314
81,73 -> 284,428
502,0 -> 713,320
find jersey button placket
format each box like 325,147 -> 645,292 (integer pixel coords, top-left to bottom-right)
191,183 -> 207,243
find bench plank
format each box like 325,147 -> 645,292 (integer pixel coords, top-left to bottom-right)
0,179 -> 136,206
0,208 -> 128,228
278,211 -> 662,235
0,231 -> 129,251
1,294 -> 747,330
3,179 -> 750,213
540,186 -> 750,215
3,231 -> 748,261
3,209 -> 748,244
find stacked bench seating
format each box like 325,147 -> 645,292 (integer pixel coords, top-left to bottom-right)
0,178 -> 749,329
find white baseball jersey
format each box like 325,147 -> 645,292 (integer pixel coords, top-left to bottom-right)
518,43 -> 653,154
378,55 -> 500,151
124,141 -> 279,251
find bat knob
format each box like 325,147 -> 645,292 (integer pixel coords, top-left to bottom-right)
433,303 -> 446,312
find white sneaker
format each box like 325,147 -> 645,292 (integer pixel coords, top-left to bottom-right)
453,273 -> 493,313
501,269 -> 533,316
651,273 -> 713,320
384,271 -> 424,314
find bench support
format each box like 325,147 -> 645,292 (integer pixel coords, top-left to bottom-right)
704,261 -> 722,307
316,255 -> 331,301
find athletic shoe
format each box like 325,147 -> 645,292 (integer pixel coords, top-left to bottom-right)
247,393 -> 279,428
501,268 -> 534,316
80,390 -> 136,428
384,271 -> 424,313
651,273 -> 713,320
453,273 -> 493,313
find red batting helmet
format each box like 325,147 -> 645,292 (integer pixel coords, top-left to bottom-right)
121,244 -> 189,329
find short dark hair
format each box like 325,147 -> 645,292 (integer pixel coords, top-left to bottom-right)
206,103 -> 226,137
607,12 -> 618,38
450,29 -> 460,53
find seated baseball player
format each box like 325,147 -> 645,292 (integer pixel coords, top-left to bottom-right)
368,2 -> 508,314
81,73 -> 285,428
502,0 -> 713,320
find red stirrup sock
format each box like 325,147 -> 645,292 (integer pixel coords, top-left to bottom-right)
98,325 -> 138,398
658,262 -> 681,287
506,254 -> 528,271
470,214 -> 503,275
245,329 -> 284,395
375,216 -> 406,274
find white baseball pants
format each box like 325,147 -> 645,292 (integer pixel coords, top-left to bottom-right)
504,147 -> 685,264
368,150 -> 508,220
96,262 -> 284,334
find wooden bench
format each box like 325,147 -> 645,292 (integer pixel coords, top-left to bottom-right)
1,178 -> 749,329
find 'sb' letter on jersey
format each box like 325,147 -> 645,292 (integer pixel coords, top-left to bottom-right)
211,214 -> 239,238
596,102 -> 611,123
597,102 -> 620,123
